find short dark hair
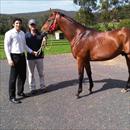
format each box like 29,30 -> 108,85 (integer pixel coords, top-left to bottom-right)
12,18 -> 22,24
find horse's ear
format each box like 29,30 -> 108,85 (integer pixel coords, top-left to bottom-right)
49,8 -> 54,16
50,8 -> 52,13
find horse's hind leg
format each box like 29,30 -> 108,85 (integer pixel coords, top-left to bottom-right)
121,54 -> 130,93
76,58 -> 84,98
85,61 -> 93,94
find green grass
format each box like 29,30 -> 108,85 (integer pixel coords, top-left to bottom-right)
45,38 -> 71,55
0,35 -> 5,59
0,35 -> 71,60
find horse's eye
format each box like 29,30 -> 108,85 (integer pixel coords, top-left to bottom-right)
48,19 -> 51,22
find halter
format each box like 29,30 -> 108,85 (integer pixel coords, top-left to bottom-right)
47,13 -> 58,32
49,20 -> 57,32
36,13 -> 58,56
48,18 -> 57,32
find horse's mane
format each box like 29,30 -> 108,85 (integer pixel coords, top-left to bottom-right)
57,11 -> 96,32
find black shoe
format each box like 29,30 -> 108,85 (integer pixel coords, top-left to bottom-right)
10,98 -> 21,104
31,90 -> 36,95
18,93 -> 26,97
40,88 -> 48,93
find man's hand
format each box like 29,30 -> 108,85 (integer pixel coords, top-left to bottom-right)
8,59 -> 14,66
31,51 -> 38,56
42,37 -> 47,42
41,32 -> 48,37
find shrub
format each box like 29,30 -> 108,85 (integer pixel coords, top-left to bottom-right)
118,19 -> 130,28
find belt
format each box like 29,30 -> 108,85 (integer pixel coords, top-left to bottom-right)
11,53 -> 25,56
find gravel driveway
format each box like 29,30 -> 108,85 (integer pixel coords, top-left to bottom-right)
0,54 -> 130,130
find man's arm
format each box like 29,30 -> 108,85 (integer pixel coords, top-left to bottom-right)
4,32 -> 14,66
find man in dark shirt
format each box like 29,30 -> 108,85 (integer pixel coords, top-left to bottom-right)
25,19 -> 47,93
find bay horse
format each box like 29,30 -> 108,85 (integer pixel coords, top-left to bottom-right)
41,11 -> 130,98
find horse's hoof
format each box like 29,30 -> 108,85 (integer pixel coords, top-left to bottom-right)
76,96 -> 80,99
121,89 -> 128,93
76,93 -> 80,99
89,91 -> 93,94
76,95 -> 80,99
88,89 -> 93,94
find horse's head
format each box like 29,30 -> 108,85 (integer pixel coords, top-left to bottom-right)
41,11 -> 61,33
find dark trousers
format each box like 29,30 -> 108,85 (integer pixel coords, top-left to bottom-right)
9,53 -> 26,99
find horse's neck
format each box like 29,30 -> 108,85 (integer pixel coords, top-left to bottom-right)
58,17 -> 85,44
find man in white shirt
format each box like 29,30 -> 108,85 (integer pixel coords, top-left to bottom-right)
4,18 -> 36,104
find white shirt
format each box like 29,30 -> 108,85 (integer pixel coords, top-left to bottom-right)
4,28 -> 32,61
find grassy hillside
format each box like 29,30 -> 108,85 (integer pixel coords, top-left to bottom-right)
10,9 -> 76,18
0,9 -> 76,34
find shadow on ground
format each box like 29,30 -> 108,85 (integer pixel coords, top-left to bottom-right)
79,78 -> 128,98
19,78 -> 128,100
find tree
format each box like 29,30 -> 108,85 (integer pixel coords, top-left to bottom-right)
73,0 -> 97,26
99,0 -> 130,21
0,15 -> 13,34
73,0 -> 97,10
98,0 -> 130,30
74,0 -> 130,23
75,8 -> 95,26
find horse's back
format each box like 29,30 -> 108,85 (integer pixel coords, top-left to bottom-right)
82,27 -> 130,61
95,27 -> 130,55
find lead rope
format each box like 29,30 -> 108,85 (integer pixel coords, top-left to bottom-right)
36,36 -> 48,56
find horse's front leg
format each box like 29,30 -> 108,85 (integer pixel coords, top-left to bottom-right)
76,58 -> 84,98
121,54 -> 130,93
85,61 -> 93,94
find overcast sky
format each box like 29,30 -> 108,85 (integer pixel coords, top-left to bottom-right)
1,0 -> 80,14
